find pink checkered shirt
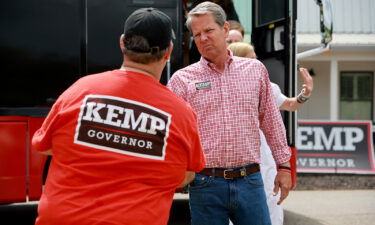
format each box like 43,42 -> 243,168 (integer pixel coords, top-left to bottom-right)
167,54 -> 291,168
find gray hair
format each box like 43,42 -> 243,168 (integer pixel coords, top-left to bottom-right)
185,1 -> 227,33
123,35 -> 166,64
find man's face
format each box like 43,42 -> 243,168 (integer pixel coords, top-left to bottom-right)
226,30 -> 243,46
191,14 -> 229,62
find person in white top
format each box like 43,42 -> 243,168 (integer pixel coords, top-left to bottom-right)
228,41 -> 314,225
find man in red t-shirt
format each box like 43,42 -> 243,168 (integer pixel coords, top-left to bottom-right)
32,8 -> 205,225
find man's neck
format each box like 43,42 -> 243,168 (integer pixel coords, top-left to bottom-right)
120,66 -> 154,78
213,61 -> 226,72
121,60 -> 163,81
207,50 -> 229,72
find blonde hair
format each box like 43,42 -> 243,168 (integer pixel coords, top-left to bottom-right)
228,42 -> 255,58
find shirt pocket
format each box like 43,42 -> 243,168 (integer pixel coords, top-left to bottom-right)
186,81 -> 217,110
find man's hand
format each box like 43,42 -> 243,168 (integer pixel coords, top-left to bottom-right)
40,149 -> 53,155
299,67 -> 313,97
273,163 -> 292,205
177,171 -> 195,188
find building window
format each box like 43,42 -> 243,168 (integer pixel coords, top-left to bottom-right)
340,72 -> 373,120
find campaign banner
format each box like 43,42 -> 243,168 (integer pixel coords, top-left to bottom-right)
296,120 -> 375,174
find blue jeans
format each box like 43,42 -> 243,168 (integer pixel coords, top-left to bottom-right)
188,164 -> 271,225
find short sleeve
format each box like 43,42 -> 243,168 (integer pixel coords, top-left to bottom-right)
185,110 -> 206,172
187,131 -> 205,172
32,100 -> 62,151
271,83 -> 287,108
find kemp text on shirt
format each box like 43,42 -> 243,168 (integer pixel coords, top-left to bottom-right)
74,95 -> 171,160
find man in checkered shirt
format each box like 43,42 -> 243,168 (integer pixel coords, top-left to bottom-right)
167,2 -> 292,225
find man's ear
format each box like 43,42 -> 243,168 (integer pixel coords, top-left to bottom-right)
119,34 -> 125,53
223,21 -> 230,38
164,42 -> 174,61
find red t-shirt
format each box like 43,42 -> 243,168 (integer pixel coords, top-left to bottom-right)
32,70 -> 205,225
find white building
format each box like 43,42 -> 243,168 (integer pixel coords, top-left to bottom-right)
231,0 -> 375,174
297,0 -> 375,122
232,0 -> 375,123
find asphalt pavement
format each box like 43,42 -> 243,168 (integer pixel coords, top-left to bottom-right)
1,190 -> 374,225
283,189 -> 375,225
172,189 -> 375,225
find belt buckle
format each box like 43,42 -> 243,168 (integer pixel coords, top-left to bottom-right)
240,168 -> 246,177
223,169 -> 233,179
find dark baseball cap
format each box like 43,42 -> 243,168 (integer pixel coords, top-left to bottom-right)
124,8 -> 175,54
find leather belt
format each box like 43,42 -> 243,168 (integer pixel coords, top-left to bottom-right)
199,164 -> 260,179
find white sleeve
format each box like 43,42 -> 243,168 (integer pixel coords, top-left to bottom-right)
271,82 -> 287,107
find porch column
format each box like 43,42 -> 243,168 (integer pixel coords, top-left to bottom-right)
330,60 -> 338,120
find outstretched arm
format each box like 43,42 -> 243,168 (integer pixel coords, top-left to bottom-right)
279,67 -> 313,111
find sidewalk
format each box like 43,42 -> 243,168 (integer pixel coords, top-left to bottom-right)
1,190 -> 373,225
283,190 -> 375,225
173,190 -> 375,225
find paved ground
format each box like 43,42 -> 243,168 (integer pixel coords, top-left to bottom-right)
171,189 -> 375,225
283,189 -> 375,225
1,190 -> 374,225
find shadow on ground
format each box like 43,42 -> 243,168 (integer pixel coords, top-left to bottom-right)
284,210 -> 326,225
0,200 -> 327,225
167,200 -> 328,225
0,201 -> 189,225
168,199 -> 190,225
0,203 -> 38,225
